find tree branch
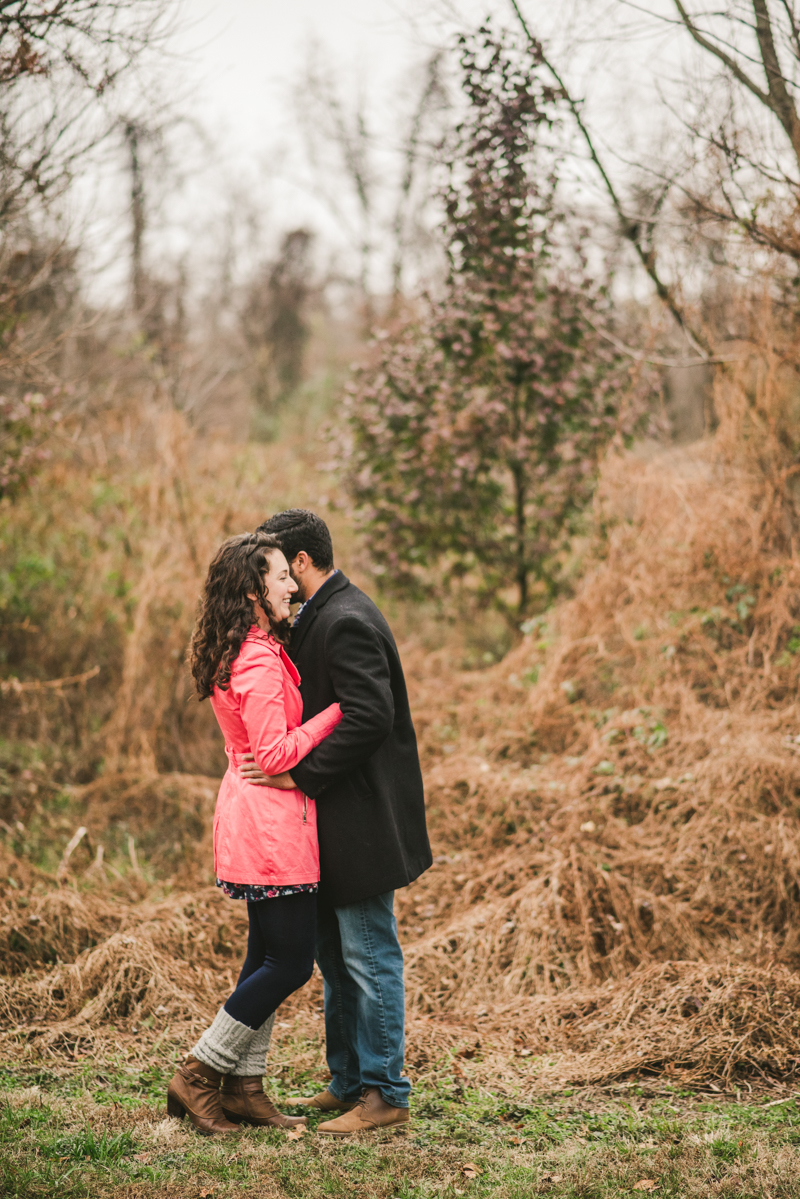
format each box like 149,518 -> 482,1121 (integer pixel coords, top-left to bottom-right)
0,665 -> 100,694
752,0 -> 800,168
673,0 -> 800,172
778,0 -> 800,64
508,0 -> 711,357
672,0 -> 771,106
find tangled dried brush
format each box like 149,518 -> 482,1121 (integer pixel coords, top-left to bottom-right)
0,887 -> 246,1049
473,961 -> 800,1086
392,334 -> 800,1082
5,327 -> 800,1086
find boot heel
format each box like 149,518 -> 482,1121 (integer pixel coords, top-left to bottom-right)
167,1094 -> 186,1120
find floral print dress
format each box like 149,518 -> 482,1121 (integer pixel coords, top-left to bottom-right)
216,879 -> 318,901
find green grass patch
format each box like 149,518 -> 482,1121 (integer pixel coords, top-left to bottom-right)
3,1052 -> 800,1197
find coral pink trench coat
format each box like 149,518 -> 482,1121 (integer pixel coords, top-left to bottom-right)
210,626 -> 342,886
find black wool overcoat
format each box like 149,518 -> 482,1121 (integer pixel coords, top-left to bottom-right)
288,572 -> 432,907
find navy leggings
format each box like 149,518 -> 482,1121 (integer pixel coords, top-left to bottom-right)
223,892 -> 317,1030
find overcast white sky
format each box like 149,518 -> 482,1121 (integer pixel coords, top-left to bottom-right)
169,0 -> 683,181
176,0 -> 428,154
84,0 -> 441,297
82,0 -> 723,303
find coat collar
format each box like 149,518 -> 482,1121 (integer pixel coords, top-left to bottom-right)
245,624 -> 281,653
290,571 -> 350,655
244,624 -> 300,682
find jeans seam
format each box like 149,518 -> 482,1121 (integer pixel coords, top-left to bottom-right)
322,892 -> 410,1107
358,898 -> 401,1105
360,902 -> 388,1069
321,922 -> 353,1101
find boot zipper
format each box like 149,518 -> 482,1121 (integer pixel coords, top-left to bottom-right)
303,796 -> 307,824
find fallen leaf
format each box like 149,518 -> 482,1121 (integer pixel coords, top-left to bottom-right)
134,1152 -> 152,1163
285,1126 -> 306,1140
633,1182 -> 658,1193
541,1175 -> 563,1185
199,1191 -> 213,1198
510,1135 -> 522,1144
462,1162 -> 482,1178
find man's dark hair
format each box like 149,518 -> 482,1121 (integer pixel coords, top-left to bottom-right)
257,508 -> 334,572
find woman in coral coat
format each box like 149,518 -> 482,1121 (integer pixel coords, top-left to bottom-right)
167,531 -> 342,1136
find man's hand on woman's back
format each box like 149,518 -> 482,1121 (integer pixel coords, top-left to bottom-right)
239,755 -> 296,789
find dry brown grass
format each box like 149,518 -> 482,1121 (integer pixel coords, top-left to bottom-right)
4,319 -> 800,1090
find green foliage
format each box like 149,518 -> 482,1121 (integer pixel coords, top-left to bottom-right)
710,1135 -> 746,1163
0,471 -> 132,685
343,26 -> 645,616
45,1127 -> 135,1162
5,1062 -> 800,1199
776,624 -> 800,667
633,720 -> 668,750
0,393 -> 61,500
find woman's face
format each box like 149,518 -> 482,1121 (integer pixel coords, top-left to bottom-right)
260,549 -> 298,624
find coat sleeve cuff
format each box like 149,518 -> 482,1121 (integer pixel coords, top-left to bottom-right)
290,757 -> 324,798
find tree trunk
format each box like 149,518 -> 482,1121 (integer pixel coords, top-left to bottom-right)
512,463 -> 527,613
125,121 -> 145,316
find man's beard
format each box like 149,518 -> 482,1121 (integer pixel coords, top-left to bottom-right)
289,569 -> 309,605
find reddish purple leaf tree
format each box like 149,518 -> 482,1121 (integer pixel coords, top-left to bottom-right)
343,26 -> 640,616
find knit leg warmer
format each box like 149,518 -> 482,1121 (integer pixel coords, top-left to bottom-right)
230,1012 -> 276,1077
190,1007 -> 257,1076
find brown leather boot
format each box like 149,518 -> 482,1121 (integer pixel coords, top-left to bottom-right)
220,1075 -> 308,1128
317,1088 -> 410,1137
286,1087 -> 357,1113
166,1056 -> 241,1137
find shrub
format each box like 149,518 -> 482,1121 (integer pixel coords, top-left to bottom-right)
0,391 -> 60,499
343,26 -> 641,616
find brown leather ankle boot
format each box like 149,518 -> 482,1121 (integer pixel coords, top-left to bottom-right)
287,1087 -> 357,1112
220,1075 -> 307,1128
317,1088 -> 410,1137
166,1055 -> 241,1136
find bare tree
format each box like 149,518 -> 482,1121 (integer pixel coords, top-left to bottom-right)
295,49 -> 376,320
124,119 -> 146,314
509,0 -> 712,356
241,228 -> 315,433
390,52 -> 448,300
0,0 -> 174,222
663,0 -> 800,261
121,113 -> 187,330
294,46 -> 451,319
516,2 -> 800,272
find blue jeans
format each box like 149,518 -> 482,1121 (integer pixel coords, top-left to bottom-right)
316,890 -> 411,1109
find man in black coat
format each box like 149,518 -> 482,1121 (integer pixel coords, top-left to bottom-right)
241,509 -> 431,1135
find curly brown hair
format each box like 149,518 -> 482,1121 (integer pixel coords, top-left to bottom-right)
189,531 -> 290,701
